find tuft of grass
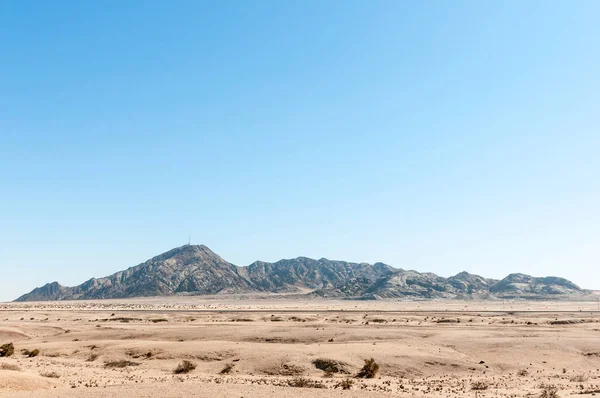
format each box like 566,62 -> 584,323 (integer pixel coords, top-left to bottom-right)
335,378 -> 355,390
219,363 -> 235,374
104,360 -> 139,368
287,377 -> 327,389
517,369 -> 529,377
174,360 -> 196,374
356,358 -> 379,379
0,363 -> 20,371
0,343 -> 15,357
40,371 -> 61,378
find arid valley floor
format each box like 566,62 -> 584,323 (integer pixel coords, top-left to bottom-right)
1,297 -> 599,397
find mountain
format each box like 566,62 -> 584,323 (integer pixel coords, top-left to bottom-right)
241,258 -> 394,293
14,245 -> 588,301
489,273 -> 582,298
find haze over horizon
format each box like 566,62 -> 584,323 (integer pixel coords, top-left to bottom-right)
1,1 -> 599,302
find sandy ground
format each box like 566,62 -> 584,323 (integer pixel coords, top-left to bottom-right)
1,297 -> 599,397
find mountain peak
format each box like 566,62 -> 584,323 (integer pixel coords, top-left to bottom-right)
14,246 -> 588,301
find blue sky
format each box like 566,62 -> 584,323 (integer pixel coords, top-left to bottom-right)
1,1 -> 599,301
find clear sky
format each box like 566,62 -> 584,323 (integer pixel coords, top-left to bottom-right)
1,1 -> 599,302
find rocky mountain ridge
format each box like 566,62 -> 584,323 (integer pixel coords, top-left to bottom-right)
15,245 -> 587,301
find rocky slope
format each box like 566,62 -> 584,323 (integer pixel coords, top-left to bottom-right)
14,245 -> 588,301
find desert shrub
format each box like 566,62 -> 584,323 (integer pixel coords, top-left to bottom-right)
471,381 -> 489,391
263,359 -> 305,376
174,360 -> 196,374
312,358 -> 349,374
436,318 -> 459,323
356,358 -> 379,378
370,318 -> 387,323
0,363 -> 20,371
0,343 -> 15,357
517,369 -> 529,376
28,349 -> 40,358
219,363 -> 235,374
40,371 -> 60,378
109,317 -> 141,323
287,377 -> 326,389
87,353 -> 100,362
540,385 -> 559,398
104,360 -> 139,368
150,318 -> 168,323
570,374 -> 588,382
44,352 -> 61,358
335,378 -> 354,390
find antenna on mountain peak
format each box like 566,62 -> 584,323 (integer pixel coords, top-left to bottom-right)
188,236 -> 191,246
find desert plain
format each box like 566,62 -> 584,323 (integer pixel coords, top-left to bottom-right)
1,295 -> 599,397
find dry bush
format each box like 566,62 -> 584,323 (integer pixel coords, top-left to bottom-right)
0,343 -> 15,357
40,371 -> 60,378
104,360 -> 139,368
28,349 -> 40,358
569,374 -> 588,383
335,378 -> 355,390
174,360 -> 196,374
517,369 -> 529,376
471,381 -> 489,391
87,353 -> 100,362
219,363 -> 235,374
540,385 -> 559,398
126,349 -> 157,359
263,359 -> 305,376
109,317 -> 141,323
312,358 -> 350,374
0,363 -> 20,371
356,358 -> 379,378
287,377 -> 326,389
150,318 -> 168,323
